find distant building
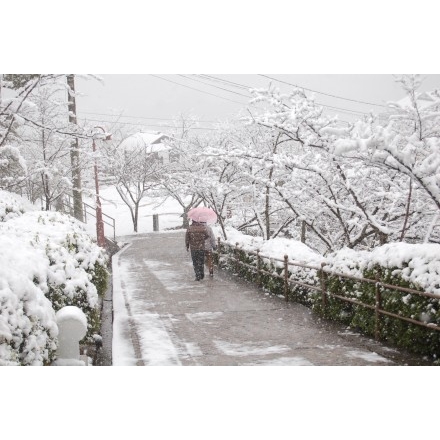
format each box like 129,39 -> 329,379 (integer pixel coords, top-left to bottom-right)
119,131 -> 172,164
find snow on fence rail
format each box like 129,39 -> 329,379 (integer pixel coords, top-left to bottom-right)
215,238 -> 440,342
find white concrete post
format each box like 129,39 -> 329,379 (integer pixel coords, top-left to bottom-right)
52,306 -> 88,366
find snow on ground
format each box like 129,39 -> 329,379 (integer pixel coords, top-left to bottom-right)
83,185 -> 183,239
243,356 -> 314,366
213,340 -> 291,357
345,350 -> 392,363
186,311 -> 223,324
142,259 -> 189,292
111,254 -> 138,365
111,244 -> 182,366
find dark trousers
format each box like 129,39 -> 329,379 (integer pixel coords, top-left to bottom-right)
191,250 -> 205,279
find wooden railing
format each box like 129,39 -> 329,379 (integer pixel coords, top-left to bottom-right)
215,238 -> 440,341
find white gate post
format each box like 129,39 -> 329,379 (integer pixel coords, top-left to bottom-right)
52,306 -> 88,366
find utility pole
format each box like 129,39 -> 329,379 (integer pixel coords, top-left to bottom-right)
67,74 -> 84,221
92,126 -> 111,248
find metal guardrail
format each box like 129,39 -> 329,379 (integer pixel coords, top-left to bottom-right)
60,195 -> 116,241
215,239 -> 440,340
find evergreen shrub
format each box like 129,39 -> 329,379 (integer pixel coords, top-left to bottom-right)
218,238 -> 440,360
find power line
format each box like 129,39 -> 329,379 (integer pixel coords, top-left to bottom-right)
258,74 -> 388,108
317,104 -> 366,116
197,74 -> 251,91
81,75 -> 362,132
79,111 -> 218,123
177,74 -> 253,98
192,74 -> 370,117
99,74 -> 367,124
79,109 -> 352,129
149,74 -> 251,106
77,116 -> 216,130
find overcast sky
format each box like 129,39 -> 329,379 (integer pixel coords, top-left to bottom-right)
75,74 -> 440,134
5,2 -> 439,138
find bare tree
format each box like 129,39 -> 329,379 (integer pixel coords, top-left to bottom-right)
105,134 -> 169,232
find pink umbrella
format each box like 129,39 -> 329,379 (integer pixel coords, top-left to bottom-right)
187,207 -> 217,224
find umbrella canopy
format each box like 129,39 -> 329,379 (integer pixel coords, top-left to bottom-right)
187,207 -> 217,224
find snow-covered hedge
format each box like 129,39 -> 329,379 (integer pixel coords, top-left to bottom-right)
325,244 -> 440,296
216,226 -> 324,304
216,226 -> 440,360
320,243 -> 440,359
0,235 -> 58,366
0,146 -> 27,191
0,189 -> 35,222
0,191 -> 109,365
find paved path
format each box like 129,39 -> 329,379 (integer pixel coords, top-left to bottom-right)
111,230 -> 432,366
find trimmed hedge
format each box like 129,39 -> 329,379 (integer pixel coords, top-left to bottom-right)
218,243 -> 440,361
313,265 -> 440,359
1,192 -> 109,365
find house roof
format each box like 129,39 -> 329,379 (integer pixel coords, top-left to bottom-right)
119,131 -> 171,153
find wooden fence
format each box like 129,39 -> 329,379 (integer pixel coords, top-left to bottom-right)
215,238 -> 440,341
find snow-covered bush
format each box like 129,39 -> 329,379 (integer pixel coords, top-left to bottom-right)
1,210 -> 109,341
0,145 -> 27,191
0,191 -> 109,365
216,226 -> 324,304
316,243 -> 440,358
217,225 -> 440,359
0,189 -> 35,222
0,235 -> 58,366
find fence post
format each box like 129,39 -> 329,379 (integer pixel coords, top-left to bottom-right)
235,242 -> 239,274
284,254 -> 289,302
153,214 -> 159,231
375,273 -> 382,341
320,262 -> 327,310
256,249 -> 262,287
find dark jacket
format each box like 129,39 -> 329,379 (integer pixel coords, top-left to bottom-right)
185,223 -> 209,251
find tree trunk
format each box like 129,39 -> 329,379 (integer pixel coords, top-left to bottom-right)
265,185 -> 271,239
133,203 -> 139,233
217,215 -> 227,240
67,74 -> 83,221
301,220 -> 306,243
42,173 -> 51,210
41,128 -> 51,210
400,178 -> 412,241
182,207 -> 190,228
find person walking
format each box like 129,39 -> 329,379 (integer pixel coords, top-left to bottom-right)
204,223 -> 217,277
185,220 -> 209,281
